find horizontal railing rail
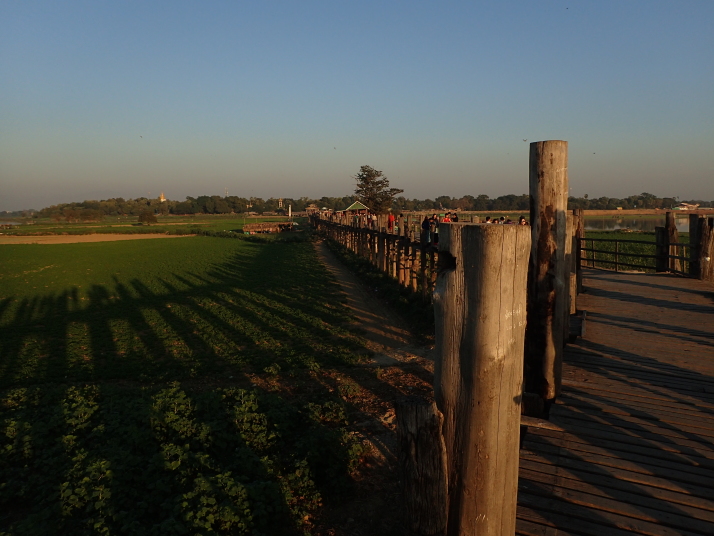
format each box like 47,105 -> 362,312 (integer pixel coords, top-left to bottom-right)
578,236 -> 692,274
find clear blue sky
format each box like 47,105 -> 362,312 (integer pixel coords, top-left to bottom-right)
1,0 -> 712,211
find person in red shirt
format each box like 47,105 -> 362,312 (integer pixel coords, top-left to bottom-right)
387,212 -> 395,232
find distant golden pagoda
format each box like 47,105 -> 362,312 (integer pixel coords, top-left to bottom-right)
159,192 -> 166,203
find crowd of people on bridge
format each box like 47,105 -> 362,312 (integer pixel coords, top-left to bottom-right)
318,209 -> 528,246
420,213 -> 528,244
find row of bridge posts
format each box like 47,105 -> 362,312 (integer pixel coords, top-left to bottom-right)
398,141 -> 574,536
313,140 -> 579,535
655,212 -> 714,281
689,214 -> 714,281
312,217 -> 441,298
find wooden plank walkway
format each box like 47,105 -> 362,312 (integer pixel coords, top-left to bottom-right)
517,269 -> 714,536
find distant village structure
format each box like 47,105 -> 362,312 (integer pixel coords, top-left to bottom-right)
673,202 -> 700,210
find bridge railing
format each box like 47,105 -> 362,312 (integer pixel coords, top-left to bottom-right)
310,215 -> 441,299
576,213 -> 713,281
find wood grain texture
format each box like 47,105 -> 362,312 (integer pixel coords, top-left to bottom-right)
433,223 -> 531,535
517,269 -> 714,536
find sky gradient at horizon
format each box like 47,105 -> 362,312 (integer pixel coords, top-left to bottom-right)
1,1 -> 713,211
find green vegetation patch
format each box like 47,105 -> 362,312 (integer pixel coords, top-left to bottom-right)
1,215 -> 301,237
0,236 -> 366,534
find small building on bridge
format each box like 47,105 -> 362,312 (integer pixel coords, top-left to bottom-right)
338,201 -> 370,215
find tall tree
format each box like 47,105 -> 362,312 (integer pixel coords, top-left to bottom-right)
353,165 -> 403,214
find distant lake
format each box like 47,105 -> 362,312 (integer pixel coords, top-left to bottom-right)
584,216 -> 691,233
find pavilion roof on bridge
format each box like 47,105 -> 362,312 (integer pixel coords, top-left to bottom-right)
341,201 -> 370,212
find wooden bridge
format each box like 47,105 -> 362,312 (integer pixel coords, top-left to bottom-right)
517,268 -> 714,536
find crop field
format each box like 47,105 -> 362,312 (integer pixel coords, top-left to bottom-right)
0,215 -> 293,237
0,236 -> 370,535
582,230 -> 690,272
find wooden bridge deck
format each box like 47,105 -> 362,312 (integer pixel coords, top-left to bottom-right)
517,269 -> 714,536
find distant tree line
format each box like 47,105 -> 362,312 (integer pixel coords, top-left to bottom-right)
27,192 -> 713,221
394,192 -> 713,212
34,196 -> 358,220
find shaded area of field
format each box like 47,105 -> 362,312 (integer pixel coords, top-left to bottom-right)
0,236 -> 402,535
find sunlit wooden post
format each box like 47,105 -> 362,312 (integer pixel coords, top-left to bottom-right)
525,140 -> 569,405
565,212 -> 575,328
699,218 -> 714,282
666,212 -> 681,272
574,208 -> 584,293
433,223 -> 530,536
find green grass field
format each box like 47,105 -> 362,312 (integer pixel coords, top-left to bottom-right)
0,236 -> 367,535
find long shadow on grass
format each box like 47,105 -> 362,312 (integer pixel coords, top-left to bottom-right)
0,238 -> 428,534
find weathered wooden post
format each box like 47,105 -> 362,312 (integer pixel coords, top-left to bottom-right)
700,217 -> 714,282
396,396 -> 448,536
574,208 -> 584,293
565,212 -> 575,325
689,215 -> 702,277
397,237 -> 405,285
433,223 -> 530,536
420,244 -> 429,299
655,226 -> 667,272
429,249 -> 437,292
411,243 -> 419,292
665,212 -> 681,273
378,232 -> 386,273
525,140 -> 569,405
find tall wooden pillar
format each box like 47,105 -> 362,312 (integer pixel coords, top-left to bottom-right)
700,218 -> 714,282
525,140 -> 569,403
434,223 -> 530,536
574,208 -> 584,293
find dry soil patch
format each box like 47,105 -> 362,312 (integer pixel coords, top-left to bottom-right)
313,241 -> 434,536
0,233 -> 192,245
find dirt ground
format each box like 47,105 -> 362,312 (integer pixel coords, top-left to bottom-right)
0,233 -> 191,245
312,241 -> 435,536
